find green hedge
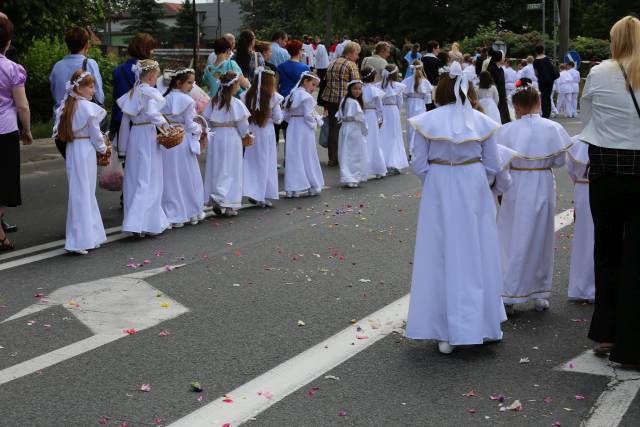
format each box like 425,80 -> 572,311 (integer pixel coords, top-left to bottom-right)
19,37 -> 118,125
459,22 -> 610,63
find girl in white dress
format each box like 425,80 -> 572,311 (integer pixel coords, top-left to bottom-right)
117,60 -> 171,237
477,71 -> 502,124
361,67 -> 386,179
497,81 -> 573,314
53,70 -> 109,255
160,68 -> 205,228
375,65 -> 408,175
242,68 -> 283,207
203,71 -> 251,216
401,61 -> 432,156
567,135 -> 595,301
283,71 -> 325,198
337,80 -> 368,187
406,62 -> 505,355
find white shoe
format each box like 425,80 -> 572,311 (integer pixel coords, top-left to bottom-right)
198,212 -> 206,221
73,250 -> 88,255
189,218 -> 199,225
438,341 -> 456,354
293,191 -> 302,198
375,174 -> 385,179
534,299 -> 550,312
172,222 -> 184,228
263,200 -> 273,207
93,244 -> 101,249
285,191 -> 294,198
504,304 -> 515,316
308,188 -> 320,196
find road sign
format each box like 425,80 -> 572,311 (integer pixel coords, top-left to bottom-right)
565,50 -> 581,69
527,3 -> 543,10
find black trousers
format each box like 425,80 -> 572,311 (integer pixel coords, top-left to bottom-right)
587,171 -> 640,364
326,102 -> 341,164
539,83 -> 553,118
316,68 -> 327,106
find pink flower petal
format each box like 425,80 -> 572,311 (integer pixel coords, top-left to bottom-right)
158,330 -> 170,337
223,398 -> 233,404
338,410 -> 347,417
463,390 -> 476,397
575,395 -> 585,400
140,383 -> 152,392
124,328 -> 137,335
98,416 -> 109,425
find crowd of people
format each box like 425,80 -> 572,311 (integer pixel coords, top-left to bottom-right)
0,12 -> 639,368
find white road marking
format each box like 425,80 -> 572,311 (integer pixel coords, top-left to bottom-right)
170,209 -> 577,426
0,226 -> 121,262
0,204 -> 255,272
558,351 -> 640,427
169,296 -> 409,427
0,267 -> 188,386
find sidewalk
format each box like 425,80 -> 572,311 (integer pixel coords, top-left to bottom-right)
20,138 -> 61,164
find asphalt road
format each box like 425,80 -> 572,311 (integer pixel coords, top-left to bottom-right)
1,117 -> 638,427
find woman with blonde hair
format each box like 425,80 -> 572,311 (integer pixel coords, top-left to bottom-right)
580,16 -> 640,368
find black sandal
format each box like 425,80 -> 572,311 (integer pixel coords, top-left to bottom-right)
0,236 -> 15,251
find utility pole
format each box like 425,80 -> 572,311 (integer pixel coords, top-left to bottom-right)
553,0 -> 559,63
192,0 -> 198,70
324,0 -> 333,45
559,0 -> 570,60
542,0 -> 546,49
217,0 -> 222,38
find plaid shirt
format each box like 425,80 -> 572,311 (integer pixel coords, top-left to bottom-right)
321,57 -> 360,105
588,144 -> 640,177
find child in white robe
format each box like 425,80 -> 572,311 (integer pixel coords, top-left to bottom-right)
117,60 -> 171,237
406,62 -> 505,355
361,67 -> 387,179
337,80 -> 368,187
203,71 -> 251,216
242,68 -> 283,207
566,62 -> 581,118
283,71 -> 325,198
53,70 -> 109,254
557,65 -> 572,117
477,71 -> 502,124
375,65 -> 408,175
504,61 -> 518,108
160,68 -> 205,228
567,135 -> 595,301
402,61 -> 432,157
497,81 -> 573,313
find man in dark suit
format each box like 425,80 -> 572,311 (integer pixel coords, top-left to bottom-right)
422,40 -> 440,110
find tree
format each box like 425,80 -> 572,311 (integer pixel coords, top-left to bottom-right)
172,0 -> 197,47
123,0 -> 168,43
1,0 -> 105,49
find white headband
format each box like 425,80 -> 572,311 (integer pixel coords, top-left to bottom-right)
381,65 -> 398,80
361,68 -> 375,80
253,66 -> 276,111
338,80 -> 364,113
293,71 -> 320,90
448,61 -> 474,135
222,74 -> 240,87
410,64 -> 423,69
132,60 -> 160,84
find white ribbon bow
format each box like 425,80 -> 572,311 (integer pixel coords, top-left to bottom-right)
449,61 -> 474,135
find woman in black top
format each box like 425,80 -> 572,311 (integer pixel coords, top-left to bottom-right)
487,50 -> 511,124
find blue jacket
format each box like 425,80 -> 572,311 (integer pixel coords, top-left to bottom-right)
110,58 -> 138,126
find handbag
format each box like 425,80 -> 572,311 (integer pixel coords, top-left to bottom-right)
318,119 -> 329,148
619,62 -> 640,119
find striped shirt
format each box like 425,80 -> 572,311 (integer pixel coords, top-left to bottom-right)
321,57 -> 361,105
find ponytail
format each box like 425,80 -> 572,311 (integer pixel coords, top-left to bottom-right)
57,97 -> 77,142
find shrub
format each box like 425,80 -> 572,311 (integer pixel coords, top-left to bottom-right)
570,36 -> 610,62
19,37 -> 117,125
459,22 -> 551,59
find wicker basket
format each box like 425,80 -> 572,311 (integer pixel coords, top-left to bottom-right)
158,125 -> 185,149
96,134 -> 112,166
242,133 -> 255,148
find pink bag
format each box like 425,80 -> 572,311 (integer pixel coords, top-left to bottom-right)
98,151 -> 124,191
